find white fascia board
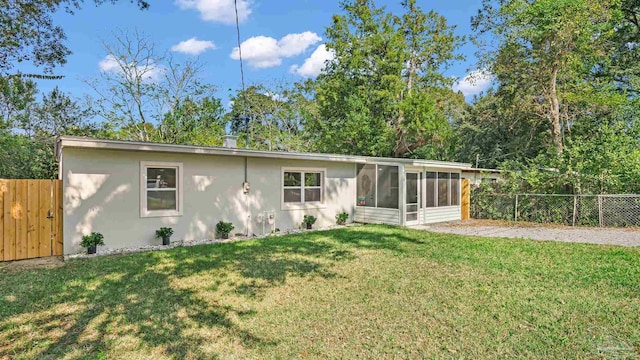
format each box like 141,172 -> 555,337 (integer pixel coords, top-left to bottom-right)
57,136 -> 472,168
410,161 -> 472,170
58,137 -> 367,164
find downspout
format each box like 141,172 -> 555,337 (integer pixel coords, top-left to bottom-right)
244,156 -> 250,236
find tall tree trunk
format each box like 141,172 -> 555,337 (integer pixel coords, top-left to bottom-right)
549,66 -> 563,153
393,59 -> 416,157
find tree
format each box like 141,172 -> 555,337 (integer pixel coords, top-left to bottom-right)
0,133 -> 56,178
0,76 -> 38,130
159,97 -> 225,146
227,83 -> 313,151
472,0 -> 622,153
456,90 -> 548,169
0,0 -> 149,78
593,0 -> 640,97
35,86 -> 95,137
307,0 -> 464,158
87,30 -> 221,143
0,85 -> 96,179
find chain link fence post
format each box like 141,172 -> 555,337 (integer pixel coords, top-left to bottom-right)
572,195 -> 577,227
514,194 -> 519,222
598,195 -> 603,227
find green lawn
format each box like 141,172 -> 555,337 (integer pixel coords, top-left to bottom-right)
1,225 -> 639,359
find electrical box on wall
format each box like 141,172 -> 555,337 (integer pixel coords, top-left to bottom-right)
242,181 -> 250,194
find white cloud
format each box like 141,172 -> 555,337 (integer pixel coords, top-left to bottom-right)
98,54 -> 164,82
290,44 -> 335,77
453,70 -> 493,97
171,37 -> 216,55
263,91 -> 283,101
98,54 -> 120,72
175,0 -> 251,25
277,32 -> 323,57
230,31 -> 322,69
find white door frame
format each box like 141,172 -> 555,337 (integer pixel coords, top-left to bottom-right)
405,171 -> 420,226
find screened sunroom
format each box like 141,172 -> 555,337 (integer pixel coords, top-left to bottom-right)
354,162 -> 464,226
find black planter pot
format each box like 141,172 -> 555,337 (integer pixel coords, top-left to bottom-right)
162,236 -> 171,246
221,233 -> 229,240
306,223 -> 312,230
87,245 -> 97,255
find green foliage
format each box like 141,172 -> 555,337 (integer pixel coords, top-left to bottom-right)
80,232 -> 105,248
0,83 -> 97,179
456,90 -> 548,169
462,0 -> 639,194
0,76 -> 38,128
307,0 -> 464,158
605,0 -> 640,94
34,86 -> 95,137
469,183 -> 514,221
158,97 -> 225,146
227,84 -> 312,151
335,212 -> 349,225
155,227 -> 174,239
87,31 -> 224,144
1,0 -> 148,77
215,221 -> 235,236
0,133 -> 57,178
472,0 -> 622,154
303,215 -> 317,225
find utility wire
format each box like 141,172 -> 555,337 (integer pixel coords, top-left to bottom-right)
233,0 -> 249,148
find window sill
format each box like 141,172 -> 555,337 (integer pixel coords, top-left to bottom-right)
281,202 -> 326,211
355,206 -> 400,211
140,210 -> 183,218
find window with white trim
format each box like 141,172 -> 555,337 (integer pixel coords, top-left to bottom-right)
141,162 -> 183,217
283,169 -> 324,204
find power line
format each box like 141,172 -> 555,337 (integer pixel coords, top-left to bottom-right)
233,0 -> 249,148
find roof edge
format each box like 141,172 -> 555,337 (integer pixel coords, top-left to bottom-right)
57,136 -> 472,169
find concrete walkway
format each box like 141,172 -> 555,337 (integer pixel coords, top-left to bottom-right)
412,221 -> 640,247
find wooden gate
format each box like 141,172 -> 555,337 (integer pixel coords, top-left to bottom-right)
0,179 -> 63,261
461,179 -> 471,220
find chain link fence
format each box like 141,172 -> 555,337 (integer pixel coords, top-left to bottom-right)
471,193 -> 640,227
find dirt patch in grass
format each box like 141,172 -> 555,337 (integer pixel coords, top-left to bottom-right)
0,226 -> 638,359
0,257 -> 64,272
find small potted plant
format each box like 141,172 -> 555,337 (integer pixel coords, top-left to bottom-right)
155,227 -> 174,246
303,215 -> 317,230
81,232 -> 104,255
336,212 -> 349,225
216,221 -> 234,239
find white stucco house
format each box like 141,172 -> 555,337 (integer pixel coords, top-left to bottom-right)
57,136 -> 472,255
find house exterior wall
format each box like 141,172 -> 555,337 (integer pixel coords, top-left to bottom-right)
62,148 -> 356,254
461,170 -> 504,187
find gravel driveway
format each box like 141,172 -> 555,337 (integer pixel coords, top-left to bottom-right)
413,221 -> 640,247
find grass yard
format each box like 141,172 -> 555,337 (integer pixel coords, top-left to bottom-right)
1,225 -> 639,359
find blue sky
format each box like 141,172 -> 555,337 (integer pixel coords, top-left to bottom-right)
36,0 -> 489,106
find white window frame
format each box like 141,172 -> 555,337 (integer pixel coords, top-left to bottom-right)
424,171 -> 438,208
450,172 -> 461,206
281,167 -> 326,210
140,161 -> 184,218
423,170 -> 462,208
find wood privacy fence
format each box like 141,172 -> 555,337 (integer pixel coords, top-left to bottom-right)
0,179 -> 63,261
461,179 -> 470,220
